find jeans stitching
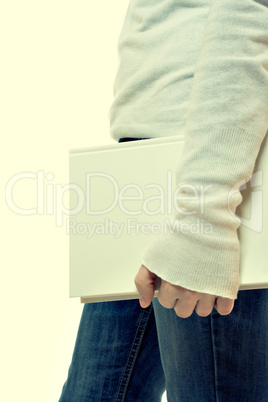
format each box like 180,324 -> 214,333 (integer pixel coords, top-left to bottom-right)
210,310 -> 219,402
115,304 -> 153,401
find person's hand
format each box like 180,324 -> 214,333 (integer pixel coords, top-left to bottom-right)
135,265 -> 234,318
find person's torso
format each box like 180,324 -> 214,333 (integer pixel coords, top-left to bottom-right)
109,0 -> 210,141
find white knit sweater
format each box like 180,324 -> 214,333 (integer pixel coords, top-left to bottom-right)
109,0 -> 268,299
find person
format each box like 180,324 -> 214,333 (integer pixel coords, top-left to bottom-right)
59,0 -> 268,400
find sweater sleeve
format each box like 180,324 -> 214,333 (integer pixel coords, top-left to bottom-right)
140,0 -> 268,300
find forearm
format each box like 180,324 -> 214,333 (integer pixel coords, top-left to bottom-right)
141,0 -> 268,299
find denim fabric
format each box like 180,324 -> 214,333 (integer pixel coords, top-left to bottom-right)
59,299 -> 165,402
153,289 -> 268,402
59,137 -> 268,401
59,290 -> 268,402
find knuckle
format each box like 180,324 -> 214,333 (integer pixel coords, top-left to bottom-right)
157,297 -> 169,309
195,304 -> 213,317
162,283 -> 174,295
183,290 -> 196,301
176,311 -> 192,319
174,303 -> 194,318
218,307 -> 232,316
217,299 -> 234,316
182,298 -> 194,307
183,289 -> 192,297
196,309 -> 211,317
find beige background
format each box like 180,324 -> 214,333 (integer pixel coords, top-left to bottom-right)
2,1 -> 170,401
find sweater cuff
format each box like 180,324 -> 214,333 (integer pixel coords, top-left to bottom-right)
140,226 -> 241,300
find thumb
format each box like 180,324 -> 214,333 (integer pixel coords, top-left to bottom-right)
135,264 -> 157,308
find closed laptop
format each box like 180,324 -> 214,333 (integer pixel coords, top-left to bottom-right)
69,135 -> 268,303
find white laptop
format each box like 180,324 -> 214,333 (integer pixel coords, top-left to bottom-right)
69,135 -> 268,303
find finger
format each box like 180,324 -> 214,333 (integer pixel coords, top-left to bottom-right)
214,297 -> 234,316
134,265 -> 157,308
194,295 -> 215,317
157,280 -> 181,309
173,288 -> 200,318
173,297 -> 197,318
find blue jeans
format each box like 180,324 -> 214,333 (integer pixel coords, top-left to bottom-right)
60,138 -> 268,401
59,291 -> 268,401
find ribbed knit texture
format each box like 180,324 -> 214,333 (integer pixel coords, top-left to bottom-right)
109,0 -> 268,299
